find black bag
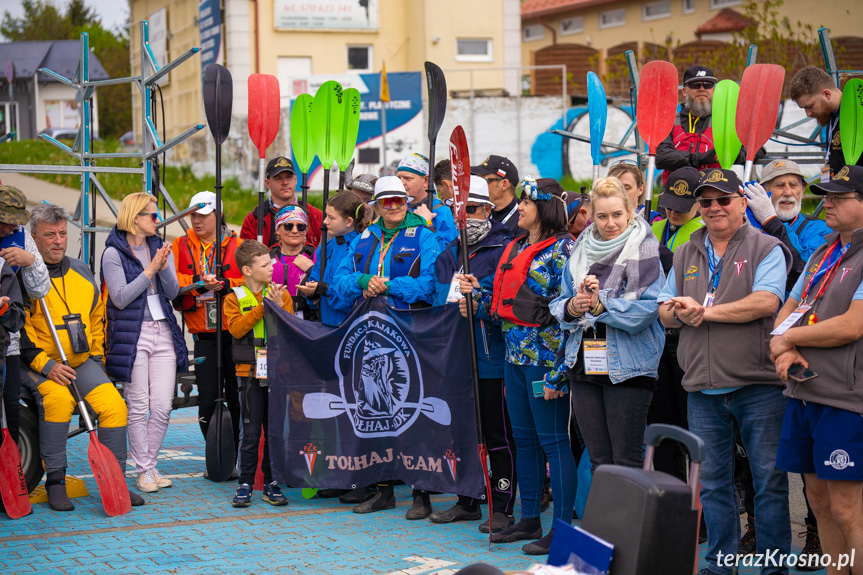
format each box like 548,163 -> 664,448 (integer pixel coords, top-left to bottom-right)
581,424 -> 705,575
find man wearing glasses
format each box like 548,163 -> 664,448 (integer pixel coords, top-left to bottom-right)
770,165 -> 863,572
657,168 -> 792,575
471,155 -> 523,236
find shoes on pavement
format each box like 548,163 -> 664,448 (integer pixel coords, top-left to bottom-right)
128,490 -> 145,507
490,519 -> 543,544
429,504 -> 481,524
405,492 -> 432,520
353,489 -> 396,514
479,511 -> 516,534
136,470 -> 158,493
797,525 -> 823,572
523,530 -> 554,555
151,468 -> 172,488
738,515 -> 756,555
339,486 -> 377,504
232,483 -> 252,508
262,482 -> 288,506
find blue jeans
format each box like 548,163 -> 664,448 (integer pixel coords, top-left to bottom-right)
504,362 -> 576,524
688,385 -> 790,575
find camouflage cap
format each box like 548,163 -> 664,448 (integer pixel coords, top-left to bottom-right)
0,185 -> 30,226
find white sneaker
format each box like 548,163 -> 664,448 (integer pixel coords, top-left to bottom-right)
136,470 -> 158,493
151,468 -> 172,488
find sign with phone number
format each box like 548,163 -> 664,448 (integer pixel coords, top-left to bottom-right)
274,0 -> 378,30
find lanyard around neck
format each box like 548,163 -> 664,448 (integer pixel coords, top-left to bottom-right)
378,230 -> 401,277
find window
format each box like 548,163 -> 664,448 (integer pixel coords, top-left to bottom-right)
709,0 -> 741,8
643,0 -> 671,20
347,45 -> 372,72
522,24 -> 545,42
682,0 -> 695,14
456,38 -> 492,62
599,8 -> 626,28
559,16 -> 584,35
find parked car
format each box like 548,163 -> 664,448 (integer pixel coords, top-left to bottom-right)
119,130 -> 135,146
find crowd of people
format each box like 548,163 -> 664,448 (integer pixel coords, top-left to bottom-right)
1,64 -> 862,575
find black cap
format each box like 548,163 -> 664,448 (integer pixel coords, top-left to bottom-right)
683,65 -> 718,86
810,165 -> 863,195
471,155 -> 519,187
658,167 -> 701,212
266,156 -> 295,178
694,168 -> 742,197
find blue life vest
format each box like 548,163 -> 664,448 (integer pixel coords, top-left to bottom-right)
1,227 -> 26,273
353,226 -> 428,309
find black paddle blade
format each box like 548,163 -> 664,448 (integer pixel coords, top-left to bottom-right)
203,64 -> 233,146
424,62 -> 447,142
205,402 -> 236,482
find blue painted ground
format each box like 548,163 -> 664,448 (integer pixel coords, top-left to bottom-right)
0,410 -> 813,575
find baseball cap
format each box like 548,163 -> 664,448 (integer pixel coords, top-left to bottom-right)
347,173 -> 378,200
372,176 -> 409,201
683,65 -> 718,86
658,167 -> 701,212
694,168 -> 742,197
810,165 -> 863,195
471,155 -> 519,187
759,159 -> 805,185
266,156 -> 295,179
466,175 -> 494,206
189,191 -> 220,215
0,185 -> 31,226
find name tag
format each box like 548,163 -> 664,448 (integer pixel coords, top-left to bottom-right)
446,274 -> 464,303
147,294 -> 167,321
702,292 -> 715,307
195,290 -> 215,304
584,339 -> 609,375
255,349 -> 268,379
821,164 -> 831,184
204,299 -> 218,330
771,304 -> 811,335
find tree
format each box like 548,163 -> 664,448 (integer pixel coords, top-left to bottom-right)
0,0 -> 75,41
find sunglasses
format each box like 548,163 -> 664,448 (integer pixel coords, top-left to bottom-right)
609,158 -> 639,167
378,197 -> 407,210
282,223 -> 307,232
483,177 -> 505,184
696,196 -> 738,208
687,82 -> 715,90
465,205 -> 486,214
138,212 -> 159,222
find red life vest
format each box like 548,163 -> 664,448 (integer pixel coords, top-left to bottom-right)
490,233 -> 571,327
662,121 -> 720,185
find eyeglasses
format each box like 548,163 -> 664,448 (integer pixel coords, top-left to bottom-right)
696,196 -> 738,208
687,82 -> 715,90
609,158 -> 639,167
282,223 -> 307,232
378,197 -> 407,210
822,193 -> 860,204
465,205 -> 485,214
483,177 -> 505,184
138,212 -> 159,222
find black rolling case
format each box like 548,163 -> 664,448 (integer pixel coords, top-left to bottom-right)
581,424 -> 705,575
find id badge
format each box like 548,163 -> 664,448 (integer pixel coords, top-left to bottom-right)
702,292 -> 715,307
446,274 -> 465,303
147,294 -> 167,321
771,304 -> 812,335
821,164 -> 831,184
62,313 -> 90,354
205,299 -> 218,330
255,349 -> 268,380
583,339 -> 609,375
195,290 -> 215,306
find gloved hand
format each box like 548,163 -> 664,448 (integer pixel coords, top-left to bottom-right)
742,182 -> 776,224
692,149 -> 717,167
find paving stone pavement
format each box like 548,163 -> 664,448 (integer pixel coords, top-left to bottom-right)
1,410 -> 815,575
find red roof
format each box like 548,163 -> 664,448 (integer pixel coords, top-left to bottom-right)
521,0 -> 618,19
695,8 -> 752,35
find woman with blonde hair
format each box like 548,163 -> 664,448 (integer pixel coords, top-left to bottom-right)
101,192 -> 188,493
551,177 -> 665,472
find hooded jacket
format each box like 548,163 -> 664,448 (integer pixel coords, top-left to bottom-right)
306,230 -> 359,326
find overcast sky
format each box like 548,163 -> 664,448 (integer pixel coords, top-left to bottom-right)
0,0 -> 130,39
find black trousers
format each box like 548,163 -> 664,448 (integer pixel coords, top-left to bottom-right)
238,376 -> 272,485
457,377 -> 518,514
194,334 -> 240,449
647,332 -> 689,481
2,356 -> 20,444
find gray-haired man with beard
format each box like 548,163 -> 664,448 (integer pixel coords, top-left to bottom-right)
656,65 -> 763,185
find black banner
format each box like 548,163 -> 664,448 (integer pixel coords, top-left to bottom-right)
266,298 -> 485,499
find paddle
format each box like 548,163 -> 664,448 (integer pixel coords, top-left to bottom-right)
840,78 -> 863,166
587,71 -> 608,182
449,125 -> 493,548
203,63 -> 236,482
38,298 -> 131,516
712,79 -> 743,170
248,74 -> 281,243
312,81 -> 347,280
336,88 -> 362,192
0,392 -> 31,519
735,64 -> 785,182
303,393 -> 451,425
291,93 -> 316,211
424,62 -> 447,209
635,60 -> 678,219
